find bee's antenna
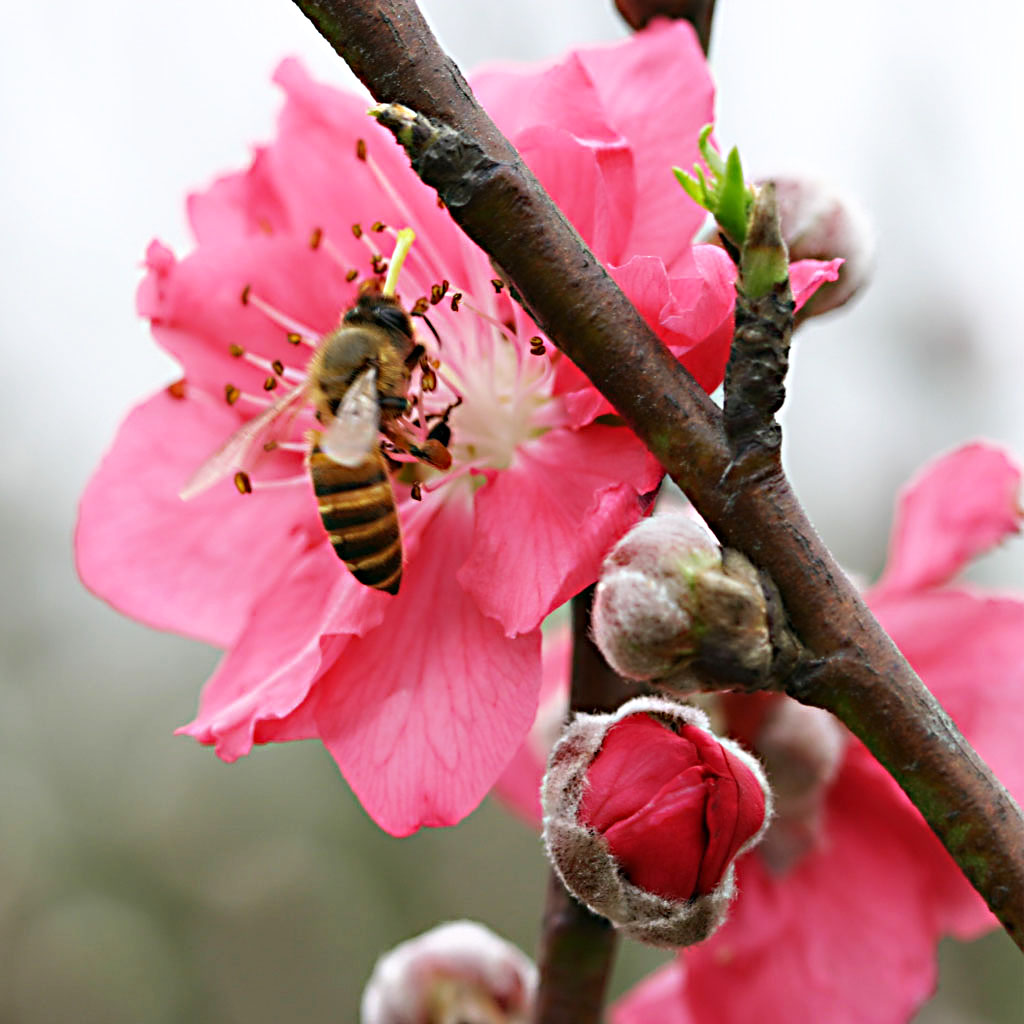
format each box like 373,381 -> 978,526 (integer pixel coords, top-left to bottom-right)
382,228 -> 416,296
410,309 -> 442,349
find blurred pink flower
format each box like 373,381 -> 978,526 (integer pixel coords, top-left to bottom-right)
498,443 -> 1024,1022
76,22 -> 835,836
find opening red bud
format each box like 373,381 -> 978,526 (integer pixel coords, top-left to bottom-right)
542,697 -> 772,948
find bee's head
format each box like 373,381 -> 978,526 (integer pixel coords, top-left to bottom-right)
344,287 -> 414,339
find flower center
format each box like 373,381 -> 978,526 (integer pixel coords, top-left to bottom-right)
444,331 -> 557,474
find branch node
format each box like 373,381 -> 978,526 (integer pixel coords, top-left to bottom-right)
370,102 -> 502,211
723,184 -> 795,472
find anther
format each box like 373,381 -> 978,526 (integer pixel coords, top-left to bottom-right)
240,285 -> 251,305
421,367 -> 437,392
491,279 -> 504,293
167,379 -> 187,400
411,481 -> 423,501
412,297 -> 429,315
309,227 -> 323,250
352,223 -> 363,239
271,359 -> 285,375
356,138 -> 367,161
529,336 -> 546,356
371,221 -> 386,233
234,471 -> 253,495
450,292 -> 463,312
371,253 -> 387,276
263,440 -> 278,452
225,384 -> 240,405
263,376 -> 278,391
287,332 -> 303,346
229,343 -> 245,358
436,196 -> 445,209
430,280 -> 450,305
346,269 -> 359,283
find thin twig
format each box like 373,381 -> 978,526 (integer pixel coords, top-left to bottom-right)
532,588 -> 647,1024
291,0 -> 1024,953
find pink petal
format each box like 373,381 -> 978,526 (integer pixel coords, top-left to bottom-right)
459,425 -> 662,637
313,497 -> 543,836
790,257 -> 843,311
872,585 -> 1024,924
612,961 -> 694,1024
179,541 -> 387,761
76,389 -> 318,648
473,54 -> 635,264
874,443 -> 1022,596
473,51 -> 623,147
515,123 -> 634,264
681,751 -> 960,1024
187,146 -> 292,243
576,21 -> 716,271
617,246 -> 736,393
267,59 -> 472,286
138,234 -> 353,399
493,627 -> 571,825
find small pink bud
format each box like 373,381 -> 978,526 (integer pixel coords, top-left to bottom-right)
360,920 -> 536,1024
593,514 -> 772,688
542,696 -> 772,947
767,176 -> 874,320
747,697 -> 846,873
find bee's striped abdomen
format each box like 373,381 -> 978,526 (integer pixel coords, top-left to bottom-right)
309,446 -> 403,594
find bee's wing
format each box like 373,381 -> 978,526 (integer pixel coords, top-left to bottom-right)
180,382 -> 310,499
319,365 -> 381,467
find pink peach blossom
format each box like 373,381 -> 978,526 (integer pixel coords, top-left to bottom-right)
76,22 -> 835,836
499,443 -> 1024,1023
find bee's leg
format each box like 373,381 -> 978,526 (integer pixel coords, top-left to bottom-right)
403,343 -> 425,368
378,395 -> 410,413
424,396 -> 462,449
382,421 -> 452,471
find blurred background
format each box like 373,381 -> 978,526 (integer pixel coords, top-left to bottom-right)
2,0 -> 1023,1020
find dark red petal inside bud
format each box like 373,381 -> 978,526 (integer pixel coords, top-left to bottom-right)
579,713 -> 766,903
580,715 -> 700,831
600,766 -> 708,901
680,725 -> 766,894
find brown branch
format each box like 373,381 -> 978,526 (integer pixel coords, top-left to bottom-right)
532,589 -> 648,1024
723,184 -> 795,474
290,0 -> 1024,954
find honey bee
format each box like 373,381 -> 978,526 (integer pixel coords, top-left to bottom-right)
182,230 -> 451,595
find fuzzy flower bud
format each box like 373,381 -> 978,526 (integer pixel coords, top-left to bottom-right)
766,176 -> 873,320
542,696 -> 772,947
360,921 -> 536,1024
593,514 -> 772,688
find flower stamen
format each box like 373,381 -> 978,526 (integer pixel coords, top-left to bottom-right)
240,286 -> 319,343
229,345 -> 306,384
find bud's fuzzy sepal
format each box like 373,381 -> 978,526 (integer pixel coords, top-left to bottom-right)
541,697 -> 772,948
593,514 -> 776,691
360,920 -> 536,1024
